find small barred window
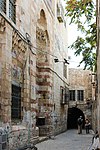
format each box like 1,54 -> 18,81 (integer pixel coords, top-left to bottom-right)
9,0 -> 16,23
0,0 -> 6,13
69,90 -> 75,101
77,90 -> 84,101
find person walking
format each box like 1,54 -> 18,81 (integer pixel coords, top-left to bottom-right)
77,116 -> 83,134
85,118 -> 90,134
89,130 -> 100,150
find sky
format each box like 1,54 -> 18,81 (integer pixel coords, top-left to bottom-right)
67,24 -> 84,69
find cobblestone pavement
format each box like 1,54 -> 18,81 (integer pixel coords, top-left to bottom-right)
36,129 -> 94,150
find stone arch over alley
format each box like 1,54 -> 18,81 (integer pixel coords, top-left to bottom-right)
67,107 -> 85,129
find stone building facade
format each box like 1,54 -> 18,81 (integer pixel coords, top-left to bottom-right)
0,0 -> 69,148
67,68 -> 93,129
96,0 -> 100,133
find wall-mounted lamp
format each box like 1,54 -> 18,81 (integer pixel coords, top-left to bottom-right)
54,58 -> 69,64
54,58 -> 59,63
64,58 -> 69,64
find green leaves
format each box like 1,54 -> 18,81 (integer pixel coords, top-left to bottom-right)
65,0 -> 96,71
66,0 -> 95,25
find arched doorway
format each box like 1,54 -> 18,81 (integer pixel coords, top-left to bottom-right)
67,107 -> 85,129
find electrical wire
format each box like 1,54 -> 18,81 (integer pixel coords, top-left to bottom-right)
0,12 -> 69,61
32,45 -> 57,58
0,12 -> 58,58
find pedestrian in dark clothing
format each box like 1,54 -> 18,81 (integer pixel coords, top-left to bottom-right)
85,118 -> 90,134
77,116 -> 83,134
90,130 -> 100,150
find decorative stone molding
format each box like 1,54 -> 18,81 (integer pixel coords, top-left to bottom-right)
0,16 -> 6,33
36,27 -> 47,42
12,30 -> 27,53
12,30 -> 27,83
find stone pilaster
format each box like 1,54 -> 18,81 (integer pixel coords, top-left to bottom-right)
0,17 -> 12,123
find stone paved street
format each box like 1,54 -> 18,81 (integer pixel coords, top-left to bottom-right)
36,129 -> 94,150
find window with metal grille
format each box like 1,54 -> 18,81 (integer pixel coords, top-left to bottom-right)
60,86 -> 65,104
60,87 -> 64,101
11,84 -> 21,119
65,87 -> 69,104
77,90 -> 84,101
63,62 -> 67,78
9,0 -> 16,23
69,90 -> 75,101
0,0 -> 6,13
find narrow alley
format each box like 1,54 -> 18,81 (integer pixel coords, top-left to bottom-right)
36,129 -> 93,150
0,1 -> 99,150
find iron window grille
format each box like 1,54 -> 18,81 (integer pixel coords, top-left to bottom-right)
69,90 -> 75,101
65,87 -> 69,104
60,86 -> 69,105
9,0 -> 16,23
0,0 -> 6,13
77,90 -> 84,101
11,85 -> 21,119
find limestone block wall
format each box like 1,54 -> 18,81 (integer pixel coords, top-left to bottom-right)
53,72 -> 68,134
69,68 -> 93,123
69,68 -> 92,101
52,0 -> 69,133
0,16 -> 12,123
8,126 -> 39,150
0,0 -> 55,123
0,0 -> 69,137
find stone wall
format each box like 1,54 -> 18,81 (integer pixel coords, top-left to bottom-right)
69,68 -> 93,123
1,125 -> 39,150
0,0 -> 68,140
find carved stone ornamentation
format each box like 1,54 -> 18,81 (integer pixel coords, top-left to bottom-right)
12,30 -> 27,52
12,30 -> 27,83
36,27 -> 47,43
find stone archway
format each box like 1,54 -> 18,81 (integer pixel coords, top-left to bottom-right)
36,9 -> 50,66
67,107 -> 85,129
36,9 -> 53,131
